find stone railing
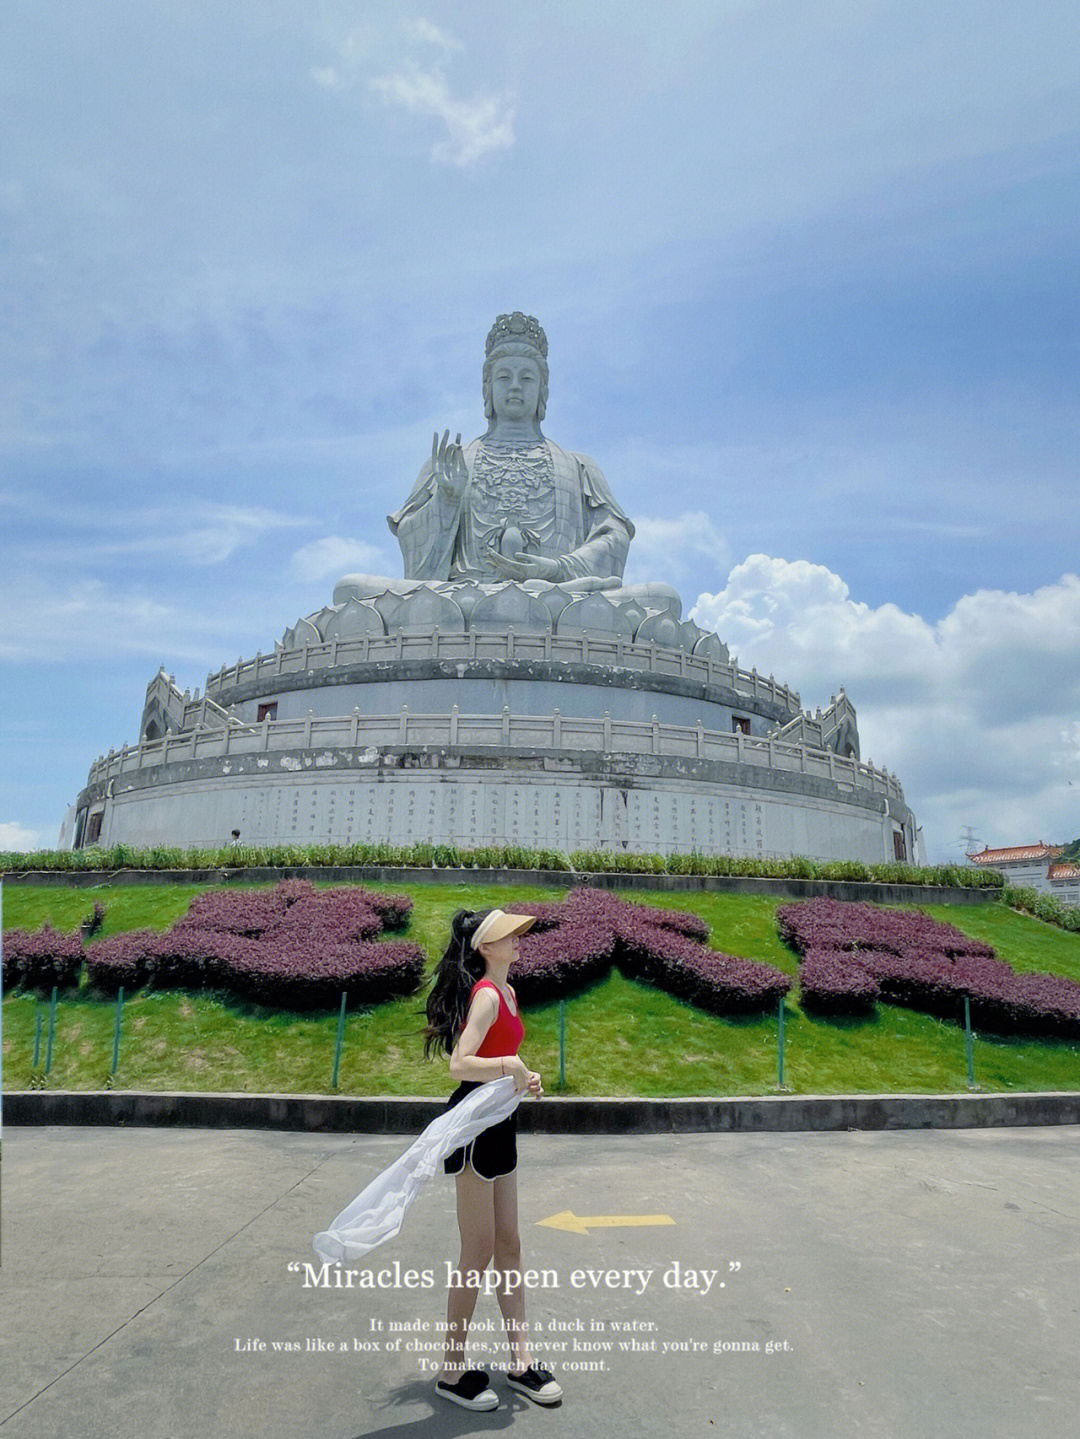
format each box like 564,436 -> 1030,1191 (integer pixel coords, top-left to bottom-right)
202,631 -> 800,712
144,667 -> 237,737
88,708 -> 905,803
770,688 -> 857,752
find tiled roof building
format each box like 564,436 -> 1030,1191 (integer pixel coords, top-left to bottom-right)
968,844 -> 1080,905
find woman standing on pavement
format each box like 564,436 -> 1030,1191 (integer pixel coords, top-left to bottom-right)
423,908 -> 564,1412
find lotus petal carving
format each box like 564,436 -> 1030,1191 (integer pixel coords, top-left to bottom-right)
556,593 -> 636,638
322,599 -> 386,641
469,584 -> 553,633
635,610 -> 682,648
281,617 -> 322,650
693,631 -> 729,663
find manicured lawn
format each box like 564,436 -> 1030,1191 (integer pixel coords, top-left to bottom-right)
921,901 -> 1080,980
3,881 -> 1078,1096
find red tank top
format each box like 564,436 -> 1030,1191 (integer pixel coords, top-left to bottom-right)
469,978 -> 525,1058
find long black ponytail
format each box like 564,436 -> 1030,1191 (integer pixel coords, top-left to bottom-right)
423,909 -> 492,1059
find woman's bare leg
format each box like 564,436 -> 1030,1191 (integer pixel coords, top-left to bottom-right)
440,1168 -> 495,1383
492,1170 -> 534,1373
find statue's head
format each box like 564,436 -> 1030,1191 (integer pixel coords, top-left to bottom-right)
483,312 -> 549,422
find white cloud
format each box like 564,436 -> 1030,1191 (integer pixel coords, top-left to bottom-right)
404,18 -> 463,55
0,576 -> 242,664
0,820 -> 44,852
691,558 -> 1080,861
290,535 -> 387,583
371,65 -> 515,167
310,15 -> 512,167
5,496 -> 309,567
169,503 -> 310,565
624,510 -> 728,586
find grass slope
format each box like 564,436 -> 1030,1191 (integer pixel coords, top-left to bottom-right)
3,882 -> 1078,1097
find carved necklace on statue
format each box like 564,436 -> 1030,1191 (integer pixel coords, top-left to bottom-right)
471,440 -> 556,543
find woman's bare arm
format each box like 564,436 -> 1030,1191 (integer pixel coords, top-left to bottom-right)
449,989 -> 530,1087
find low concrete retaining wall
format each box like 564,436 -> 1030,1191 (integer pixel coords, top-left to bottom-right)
1,865 -> 1000,906
6,1089 -> 1077,1133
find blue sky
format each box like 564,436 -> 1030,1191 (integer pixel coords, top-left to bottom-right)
3,1 -> 1079,860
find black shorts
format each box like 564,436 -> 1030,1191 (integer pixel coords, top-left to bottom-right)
443,1080 -> 518,1181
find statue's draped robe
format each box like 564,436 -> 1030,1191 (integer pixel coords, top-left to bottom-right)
387,438 -> 634,584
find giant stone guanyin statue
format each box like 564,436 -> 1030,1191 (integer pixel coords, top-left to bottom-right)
334,312 -> 682,617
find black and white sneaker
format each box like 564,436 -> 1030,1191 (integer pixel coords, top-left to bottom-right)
507,1363 -> 563,1405
435,1368 -> 499,1411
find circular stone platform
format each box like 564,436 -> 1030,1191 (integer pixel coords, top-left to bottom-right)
74,617 -> 915,862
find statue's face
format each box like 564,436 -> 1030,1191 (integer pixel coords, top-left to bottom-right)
489,355 -> 542,422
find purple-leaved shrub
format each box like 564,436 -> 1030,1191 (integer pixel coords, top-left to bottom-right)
777,897 -> 1080,1037
505,888 -> 790,1015
79,881 -> 422,1010
2,925 -> 85,992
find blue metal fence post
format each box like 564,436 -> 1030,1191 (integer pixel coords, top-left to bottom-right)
45,986 -> 58,1073
111,986 -> 125,1074
778,998 -> 786,1089
558,999 -> 566,1089
332,990 -> 348,1088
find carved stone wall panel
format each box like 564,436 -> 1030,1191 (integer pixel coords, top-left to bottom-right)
99,760 -> 896,863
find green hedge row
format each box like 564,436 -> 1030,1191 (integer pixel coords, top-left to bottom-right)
1003,884 -> 1080,934
1,840 -> 1002,890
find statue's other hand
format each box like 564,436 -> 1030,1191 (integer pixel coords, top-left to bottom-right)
487,550 -> 564,582
432,430 -> 467,501
514,553 -> 564,582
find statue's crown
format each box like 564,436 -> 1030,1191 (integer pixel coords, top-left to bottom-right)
485,312 -> 548,360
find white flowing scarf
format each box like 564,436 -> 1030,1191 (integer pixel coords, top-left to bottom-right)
313,1077 -> 522,1264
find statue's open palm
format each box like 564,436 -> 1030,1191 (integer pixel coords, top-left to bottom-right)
432,430 -> 467,502
486,550 -> 564,583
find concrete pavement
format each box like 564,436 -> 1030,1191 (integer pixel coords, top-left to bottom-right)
2,1124 -> 1077,1438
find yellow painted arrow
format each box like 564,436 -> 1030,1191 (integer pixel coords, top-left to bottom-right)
537,1210 -> 675,1235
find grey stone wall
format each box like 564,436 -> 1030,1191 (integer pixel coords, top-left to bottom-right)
84,747 -> 913,862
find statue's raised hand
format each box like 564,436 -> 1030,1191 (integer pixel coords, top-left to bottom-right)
432,430 -> 467,502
